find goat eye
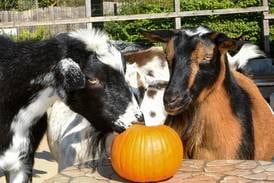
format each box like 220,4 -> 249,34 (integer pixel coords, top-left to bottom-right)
201,56 -> 212,64
88,78 -> 100,86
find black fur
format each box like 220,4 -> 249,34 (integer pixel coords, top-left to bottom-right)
223,58 -> 254,159
0,30 -> 136,182
66,61 -> 132,133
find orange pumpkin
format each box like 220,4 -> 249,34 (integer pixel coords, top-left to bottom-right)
111,124 -> 183,182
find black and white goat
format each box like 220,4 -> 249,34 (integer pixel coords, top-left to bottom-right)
0,29 -> 143,183
47,35 -> 265,170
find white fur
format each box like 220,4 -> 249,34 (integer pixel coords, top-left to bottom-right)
30,72 -> 54,85
9,170 -> 27,183
69,29 -> 124,73
47,101 -> 114,171
97,44 -> 124,74
115,93 -> 142,128
227,43 -> 265,70
48,101 -> 97,171
139,55 -> 169,82
59,58 -> 81,73
69,29 -> 109,55
125,47 -> 169,126
185,26 -> 212,36
141,87 -> 167,126
0,87 -> 59,178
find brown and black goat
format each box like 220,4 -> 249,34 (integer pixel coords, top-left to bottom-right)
143,26 -> 274,160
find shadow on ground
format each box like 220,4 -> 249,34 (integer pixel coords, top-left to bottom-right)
33,169 -> 48,177
80,159 -> 127,182
35,150 -> 54,162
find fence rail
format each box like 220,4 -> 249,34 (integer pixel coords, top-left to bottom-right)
0,0 -> 273,56
0,6 -> 269,28
265,14 -> 274,19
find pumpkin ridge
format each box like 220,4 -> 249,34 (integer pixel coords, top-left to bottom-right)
140,130 -> 147,182
158,127 -> 170,180
166,126 -> 183,176
114,128 -> 130,177
128,127 -> 139,180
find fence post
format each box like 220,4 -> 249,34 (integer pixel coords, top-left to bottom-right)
85,0 -> 92,29
174,0 -> 181,29
262,0 -> 270,56
91,0 -> 104,29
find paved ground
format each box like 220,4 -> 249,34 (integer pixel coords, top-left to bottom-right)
0,135 -> 58,183
1,137 -> 274,183
46,159 -> 274,183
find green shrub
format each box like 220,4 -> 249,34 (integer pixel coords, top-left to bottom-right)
180,0 -> 260,10
105,1 -> 173,42
270,0 -> 274,13
11,26 -> 49,41
105,0 -> 266,46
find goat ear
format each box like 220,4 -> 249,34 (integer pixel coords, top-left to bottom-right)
55,58 -> 86,92
141,29 -> 176,42
111,40 -> 153,54
219,39 -> 237,52
211,32 -> 237,52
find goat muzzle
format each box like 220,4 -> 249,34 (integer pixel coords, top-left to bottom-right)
164,91 -> 192,115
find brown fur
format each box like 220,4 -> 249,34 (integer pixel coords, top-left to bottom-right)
147,88 -> 157,98
188,41 -> 204,88
150,111 -> 156,118
165,38 -> 175,66
189,41 -> 215,90
167,53 -> 242,159
124,47 -> 166,67
234,72 -> 274,160
196,53 -> 226,103
168,52 -> 274,160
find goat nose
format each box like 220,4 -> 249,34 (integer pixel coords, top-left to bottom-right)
134,113 -> 145,124
165,94 -> 181,106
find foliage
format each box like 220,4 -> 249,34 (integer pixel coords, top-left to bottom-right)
105,1 -> 173,42
181,14 -> 261,42
0,0 -> 84,10
38,0 -> 57,8
270,0 -> 274,13
105,0 -> 267,45
56,0 -> 84,7
11,26 -> 49,41
180,0 -> 260,10
0,0 -> 18,10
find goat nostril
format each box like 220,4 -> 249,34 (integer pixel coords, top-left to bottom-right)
166,95 -> 180,105
135,114 -> 145,124
113,125 -> 126,133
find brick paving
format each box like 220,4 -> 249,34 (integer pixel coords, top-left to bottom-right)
45,159 -> 274,183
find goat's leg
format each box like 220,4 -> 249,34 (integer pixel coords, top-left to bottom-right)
6,167 -> 31,183
4,170 -> 10,183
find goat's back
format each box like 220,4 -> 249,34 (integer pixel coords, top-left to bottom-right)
234,71 -> 274,160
